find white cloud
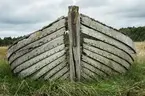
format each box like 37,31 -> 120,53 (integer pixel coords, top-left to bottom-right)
0,0 -> 145,38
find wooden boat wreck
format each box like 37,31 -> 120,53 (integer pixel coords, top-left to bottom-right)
7,6 -> 136,81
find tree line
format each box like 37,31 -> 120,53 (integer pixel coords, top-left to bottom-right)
119,26 -> 145,42
0,36 -> 23,46
0,26 -> 145,46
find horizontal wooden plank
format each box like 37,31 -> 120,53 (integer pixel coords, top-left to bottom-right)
56,71 -> 69,81
81,70 -> 94,81
47,66 -> 69,81
44,62 -> 68,80
83,44 -> 130,69
13,44 -> 65,73
82,55 -> 118,75
11,36 -> 65,70
31,55 -> 67,80
18,50 -> 66,78
8,18 -> 66,58
81,14 -> 135,52
82,68 -> 98,81
81,25 -> 135,57
9,28 -> 65,63
82,61 -> 107,77
83,49 -> 126,73
84,38 -> 133,63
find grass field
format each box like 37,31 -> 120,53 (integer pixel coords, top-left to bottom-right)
135,42 -> 145,63
0,46 -> 7,60
0,42 -> 145,96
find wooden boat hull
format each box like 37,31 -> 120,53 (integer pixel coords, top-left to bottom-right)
80,14 -> 136,80
7,7 -> 136,81
7,17 -> 69,81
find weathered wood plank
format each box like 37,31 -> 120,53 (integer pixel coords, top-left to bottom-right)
84,38 -> 133,63
9,28 -> 65,63
18,49 -> 66,78
44,62 -> 68,80
81,14 -> 135,52
47,66 -> 69,81
56,72 -> 69,81
81,68 -> 96,81
83,49 -> 126,73
81,25 -> 135,57
11,36 -> 65,70
8,18 -> 66,58
83,44 -> 130,69
82,55 -> 119,75
68,6 -> 81,81
31,55 -> 67,80
82,61 -> 107,77
13,44 -> 65,73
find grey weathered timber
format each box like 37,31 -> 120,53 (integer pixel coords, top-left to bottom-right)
81,14 -> 136,53
68,6 -> 81,81
18,49 -> 66,78
83,38 -> 133,64
13,44 -> 65,73
7,16 -> 69,80
31,56 -> 67,80
7,6 -> 136,81
83,49 -> 127,73
82,55 -> 119,75
44,62 -> 69,81
82,61 -> 107,77
9,28 -> 65,64
81,25 -> 135,55
83,44 -> 130,69
7,17 -> 66,59
11,35 -> 65,70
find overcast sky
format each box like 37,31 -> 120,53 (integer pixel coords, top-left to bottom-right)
0,0 -> 145,38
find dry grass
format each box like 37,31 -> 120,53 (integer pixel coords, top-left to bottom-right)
0,46 -> 8,60
135,42 -> 145,62
0,43 -> 144,95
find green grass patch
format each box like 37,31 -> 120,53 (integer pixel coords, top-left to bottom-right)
0,47 -> 7,60
0,59 -> 145,96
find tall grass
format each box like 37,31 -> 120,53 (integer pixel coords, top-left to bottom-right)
0,59 -> 145,96
0,42 -> 145,96
0,46 -> 7,60
135,42 -> 145,63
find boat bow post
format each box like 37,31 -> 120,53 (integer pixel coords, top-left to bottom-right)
68,6 -> 81,82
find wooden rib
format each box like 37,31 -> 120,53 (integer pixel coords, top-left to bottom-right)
14,49 -> 66,75
55,71 -> 69,81
81,25 -> 135,56
83,49 -> 126,73
49,67 -> 69,81
9,28 -> 65,64
10,35 -> 64,68
82,61 -> 107,77
80,14 -> 135,53
31,56 -> 67,80
82,60 -> 109,76
82,55 -> 119,75
44,62 -> 68,80
83,43 -> 130,69
8,16 -> 66,50
11,36 -> 65,70
13,46 -> 66,74
17,50 -> 66,78
84,38 -> 133,63
8,18 -> 66,59
81,68 -> 96,81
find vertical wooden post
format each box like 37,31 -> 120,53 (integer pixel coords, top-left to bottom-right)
68,6 -> 81,81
